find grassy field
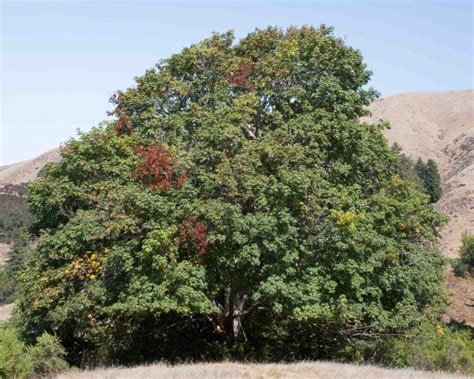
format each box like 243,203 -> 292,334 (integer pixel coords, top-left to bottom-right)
56,361 -> 470,379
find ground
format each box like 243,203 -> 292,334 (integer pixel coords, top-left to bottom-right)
56,362 -> 470,379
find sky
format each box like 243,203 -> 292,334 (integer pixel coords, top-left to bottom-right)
1,0 -> 473,165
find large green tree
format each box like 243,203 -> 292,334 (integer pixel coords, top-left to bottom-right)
17,26 -> 447,364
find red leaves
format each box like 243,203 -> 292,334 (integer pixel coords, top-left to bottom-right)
177,215 -> 209,255
133,144 -> 173,191
108,91 -> 132,135
133,143 -> 189,191
226,62 -> 255,91
114,115 -> 132,135
176,172 -> 190,188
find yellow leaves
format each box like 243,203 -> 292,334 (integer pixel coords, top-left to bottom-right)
276,37 -> 299,60
390,174 -> 404,187
65,250 -> 108,281
332,210 -> 365,231
39,274 -> 49,283
234,92 -> 259,109
436,324 -> 445,335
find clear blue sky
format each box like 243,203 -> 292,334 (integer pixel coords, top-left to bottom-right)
1,0 -> 473,165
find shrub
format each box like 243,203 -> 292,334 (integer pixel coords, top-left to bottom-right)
0,230 -> 32,305
0,327 -> 68,378
415,158 -> 443,203
28,332 -> 68,378
454,234 -> 474,277
0,269 -> 17,305
382,323 -> 474,374
0,327 -> 32,378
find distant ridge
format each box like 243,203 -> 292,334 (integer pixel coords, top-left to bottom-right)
0,148 -> 61,187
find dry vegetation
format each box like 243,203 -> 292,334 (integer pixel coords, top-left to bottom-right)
56,361 -> 471,379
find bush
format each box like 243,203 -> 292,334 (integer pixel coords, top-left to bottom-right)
454,234 -> 474,277
0,327 -> 68,378
0,230 -> 32,305
0,269 -> 17,305
28,332 -> 69,378
383,323 -> 474,374
0,327 -> 32,378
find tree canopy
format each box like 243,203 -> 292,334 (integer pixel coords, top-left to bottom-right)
17,26 -> 448,365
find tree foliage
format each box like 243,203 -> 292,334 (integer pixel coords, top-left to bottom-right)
415,158 -> 442,203
16,26 -> 448,366
454,234 -> 474,277
0,230 -> 32,305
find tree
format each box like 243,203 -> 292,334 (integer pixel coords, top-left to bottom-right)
390,143 -> 422,186
17,26 -> 448,365
415,158 -> 442,203
424,159 -> 443,202
454,234 -> 474,277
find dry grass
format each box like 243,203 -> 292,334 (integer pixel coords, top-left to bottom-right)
56,361 -> 470,379
0,303 -> 13,322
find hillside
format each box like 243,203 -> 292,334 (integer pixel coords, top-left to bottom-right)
0,148 -> 61,186
0,149 -> 61,264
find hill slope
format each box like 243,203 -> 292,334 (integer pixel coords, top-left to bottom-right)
0,148 -> 61,186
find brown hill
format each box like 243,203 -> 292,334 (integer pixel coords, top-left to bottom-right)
0,148 -> 61,187
0,149 -> 61,264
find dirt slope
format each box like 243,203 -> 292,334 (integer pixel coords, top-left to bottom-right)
0,148 -> 61,264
